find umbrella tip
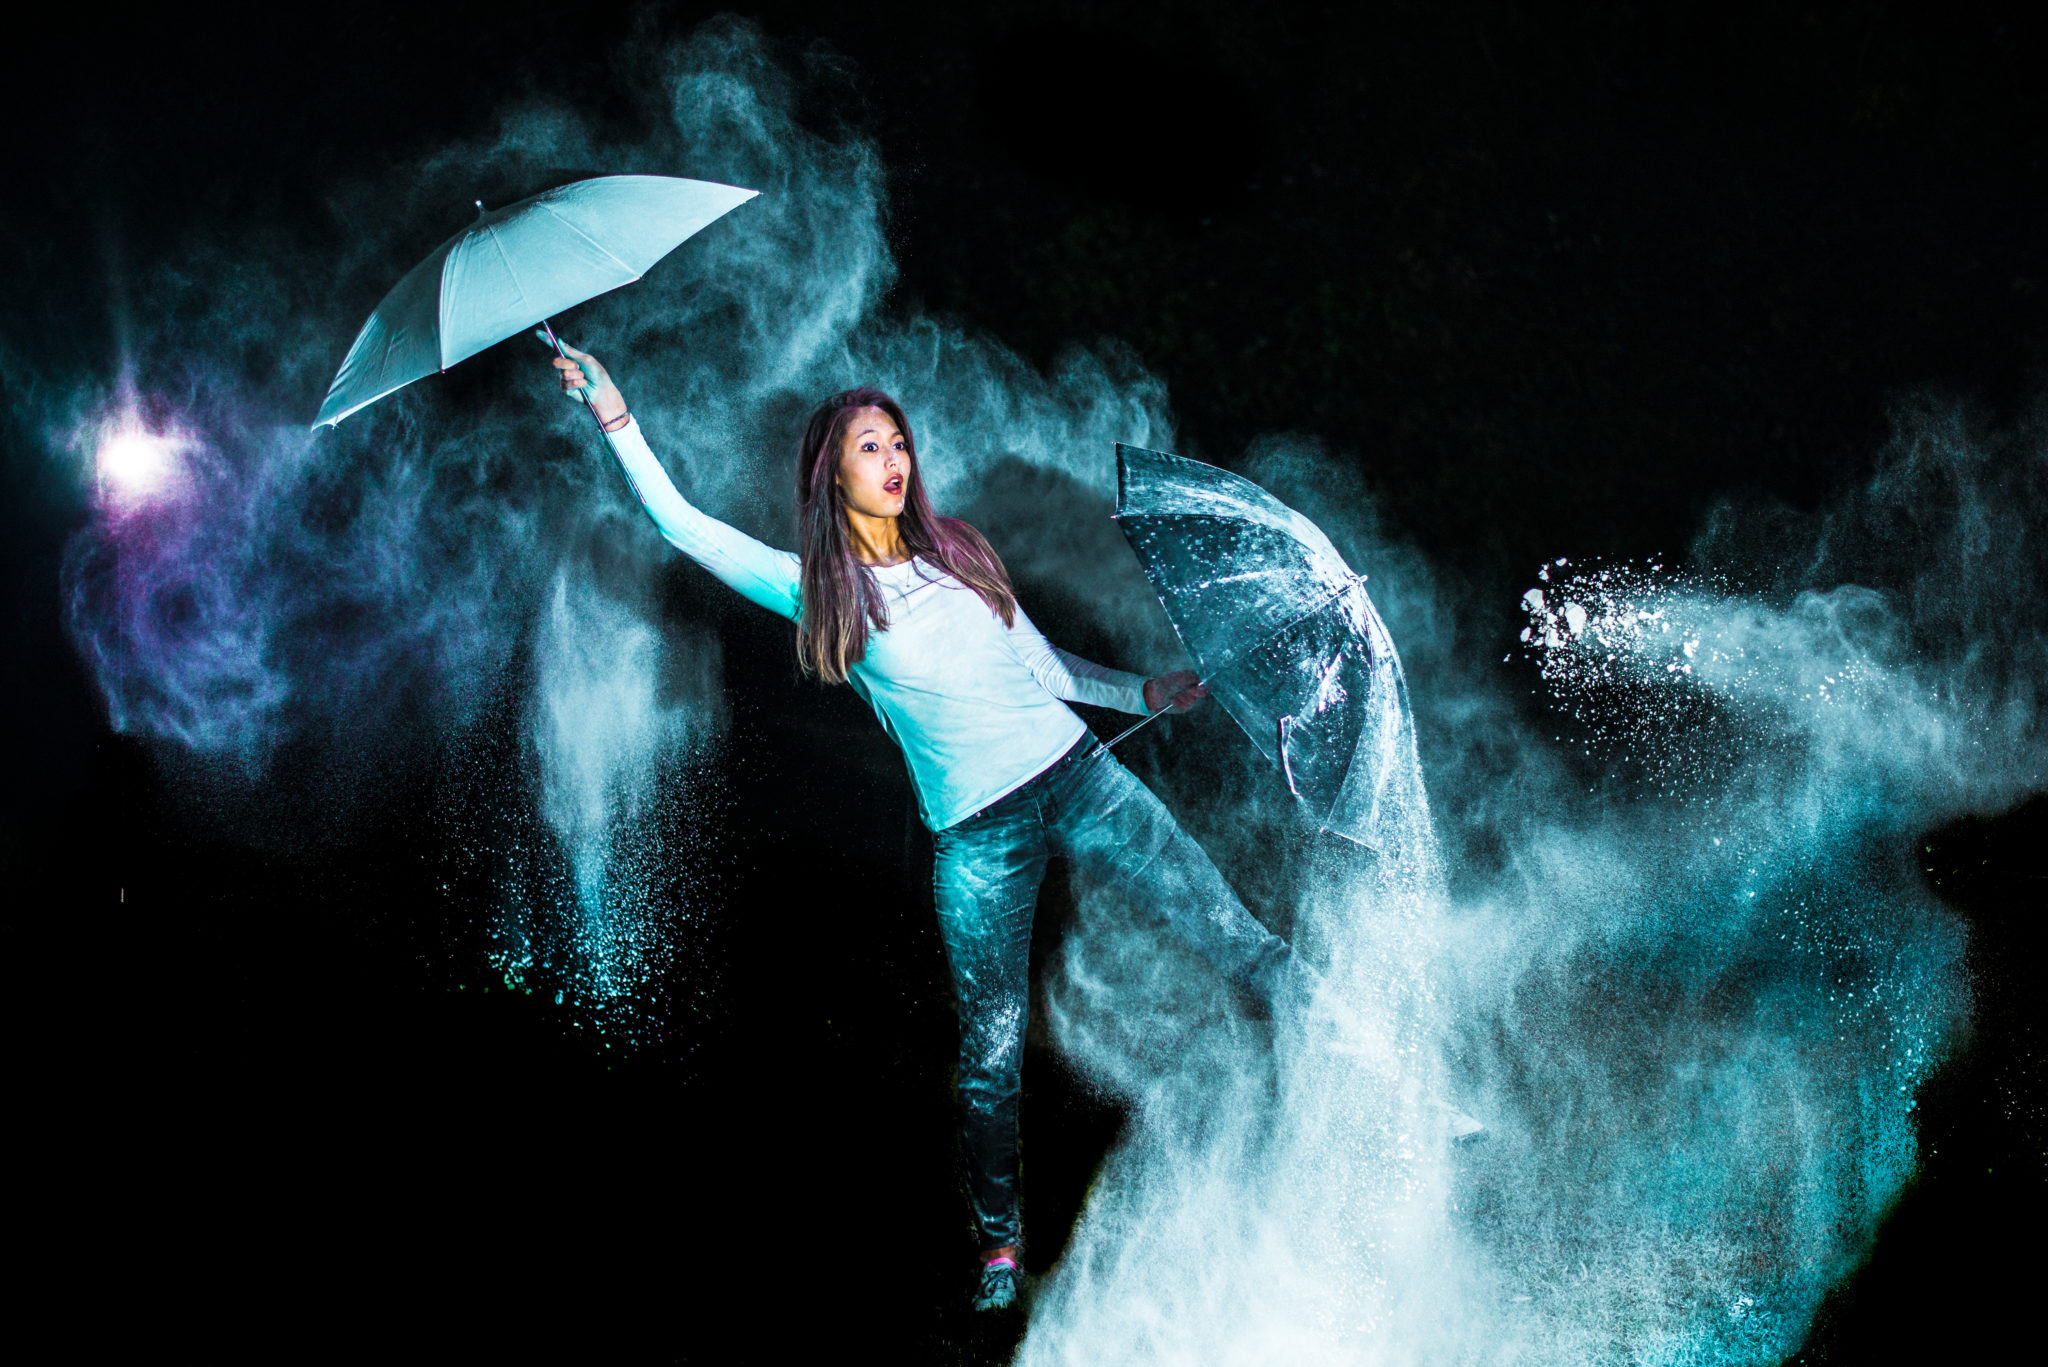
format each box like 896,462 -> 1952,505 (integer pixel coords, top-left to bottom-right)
474,199 -> 485,219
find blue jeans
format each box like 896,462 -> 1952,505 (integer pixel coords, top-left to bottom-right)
931,735 -> 1293,1253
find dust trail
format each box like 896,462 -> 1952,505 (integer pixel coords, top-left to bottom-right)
1019,408 -> 2037,1364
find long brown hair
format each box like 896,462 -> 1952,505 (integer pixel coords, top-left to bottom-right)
794,387 -> 1017,683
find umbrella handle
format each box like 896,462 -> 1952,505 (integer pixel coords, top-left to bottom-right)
539,319 -> 616,439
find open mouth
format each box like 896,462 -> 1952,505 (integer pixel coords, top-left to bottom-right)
884,475 -> 904,495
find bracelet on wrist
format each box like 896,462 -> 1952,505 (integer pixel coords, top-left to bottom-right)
600,410 -> 632,433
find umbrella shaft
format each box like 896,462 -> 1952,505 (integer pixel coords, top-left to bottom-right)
1103,708 -> 1166,750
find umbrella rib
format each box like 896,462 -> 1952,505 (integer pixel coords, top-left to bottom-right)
479,224 -> 533,311
1199,575 -> 1366,682
536,202 -> 641,276
1177,567 -> 1299,591
1303,644 -> 1350,715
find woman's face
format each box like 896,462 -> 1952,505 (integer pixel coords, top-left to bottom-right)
835,406 -> 910,520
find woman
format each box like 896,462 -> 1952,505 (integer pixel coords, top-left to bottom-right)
550,345 -> 1296,1311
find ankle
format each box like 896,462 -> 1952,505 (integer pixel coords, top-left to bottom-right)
982,1244 -> 1020,1268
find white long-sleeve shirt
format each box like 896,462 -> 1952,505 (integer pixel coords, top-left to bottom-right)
604,419 -> 1153,829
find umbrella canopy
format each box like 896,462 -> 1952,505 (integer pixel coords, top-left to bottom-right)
312,175 -> 756,428
1113,443 -> 1427,852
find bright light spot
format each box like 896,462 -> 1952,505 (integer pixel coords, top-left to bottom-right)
100,432 -> 177,493
94,422 -> 188,509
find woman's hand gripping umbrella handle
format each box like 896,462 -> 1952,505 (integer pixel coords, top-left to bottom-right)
538,323 -> 629,437
1107,669 -> 1210,750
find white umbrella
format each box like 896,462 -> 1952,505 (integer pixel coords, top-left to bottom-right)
312,174 -> 756,429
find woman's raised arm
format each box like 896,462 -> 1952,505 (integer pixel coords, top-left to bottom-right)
553,344 -> 801,622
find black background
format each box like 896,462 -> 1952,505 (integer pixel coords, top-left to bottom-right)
4,2 -> 2042,1359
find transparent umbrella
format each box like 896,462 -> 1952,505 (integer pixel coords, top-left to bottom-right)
1110,443 -> 1427,852
311,174 -> 756,430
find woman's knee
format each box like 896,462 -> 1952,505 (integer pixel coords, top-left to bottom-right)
956,1004 -> 1026,1085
